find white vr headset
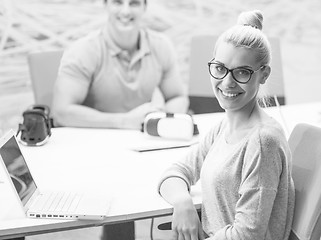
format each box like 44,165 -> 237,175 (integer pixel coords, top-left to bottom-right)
142,112 -> 199,140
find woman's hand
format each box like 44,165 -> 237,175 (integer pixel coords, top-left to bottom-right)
171,199 -> 204,240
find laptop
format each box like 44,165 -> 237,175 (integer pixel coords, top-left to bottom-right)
0,130 -> 111,220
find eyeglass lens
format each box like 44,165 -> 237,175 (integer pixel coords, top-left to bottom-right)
209,63 -> 252,83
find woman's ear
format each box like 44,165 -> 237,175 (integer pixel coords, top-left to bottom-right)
260,65 -> 271,84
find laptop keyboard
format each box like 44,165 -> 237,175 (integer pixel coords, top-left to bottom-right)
32,192 -> 82,213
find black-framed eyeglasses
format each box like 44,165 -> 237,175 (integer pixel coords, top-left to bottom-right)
207,58 -> 264,84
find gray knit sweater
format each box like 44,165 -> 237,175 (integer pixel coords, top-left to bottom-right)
158,117 -> 295,240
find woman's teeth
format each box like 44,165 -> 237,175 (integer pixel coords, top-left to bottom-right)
221,91 -> 238,97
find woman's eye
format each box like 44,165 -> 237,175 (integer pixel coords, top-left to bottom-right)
236,69 -> 250,76
215,65 -> 225,72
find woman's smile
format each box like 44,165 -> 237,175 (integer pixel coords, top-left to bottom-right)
219,89 -> 242,98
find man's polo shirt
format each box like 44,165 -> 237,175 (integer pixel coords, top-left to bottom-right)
57,26 -> 181,113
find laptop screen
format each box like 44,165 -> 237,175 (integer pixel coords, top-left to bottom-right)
0,135 -> 37,205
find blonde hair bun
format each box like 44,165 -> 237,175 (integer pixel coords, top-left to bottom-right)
237,10 -> 263,30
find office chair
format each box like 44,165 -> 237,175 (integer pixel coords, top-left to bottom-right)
288,123 -> 321,240
188,34 -> 285,114
27,50 -> 64,108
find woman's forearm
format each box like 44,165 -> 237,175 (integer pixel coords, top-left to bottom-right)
159,177 -> 192,206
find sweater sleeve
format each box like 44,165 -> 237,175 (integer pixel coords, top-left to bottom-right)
212,128 -> 286,240
157,123 -> 221,193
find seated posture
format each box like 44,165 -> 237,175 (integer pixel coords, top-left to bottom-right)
158,10 -> 295,240
52,0 -> 187,240
52,0 -> 188,130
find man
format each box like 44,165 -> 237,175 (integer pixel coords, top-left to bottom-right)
52,0 -> 188,129
52,0 -> 188,239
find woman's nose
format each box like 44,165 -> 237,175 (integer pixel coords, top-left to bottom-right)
221,72 -> 237,88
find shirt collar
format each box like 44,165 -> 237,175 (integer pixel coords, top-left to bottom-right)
137,29 -> 151,57
103,27 -> 151,58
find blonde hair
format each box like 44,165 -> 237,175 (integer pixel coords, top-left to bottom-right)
214,10 -> 272,107
214,10 -> 271,66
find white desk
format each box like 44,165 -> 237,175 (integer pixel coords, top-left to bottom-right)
0,101 -> 320,239
0,127 -> 202,239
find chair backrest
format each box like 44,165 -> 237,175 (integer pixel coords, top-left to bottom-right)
188,34 -> 285,114
27,50 -> 63,108
288,123 -> 321,240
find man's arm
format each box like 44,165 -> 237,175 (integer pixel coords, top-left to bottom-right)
164,96 -> 189,113
52,78 -> 156,129
160,66 -> 189,113
157,35 -> 189,113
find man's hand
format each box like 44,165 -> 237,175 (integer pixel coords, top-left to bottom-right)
124,103 -> 159,129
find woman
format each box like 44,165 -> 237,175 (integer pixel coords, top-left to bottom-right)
158,10 -> 295,240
